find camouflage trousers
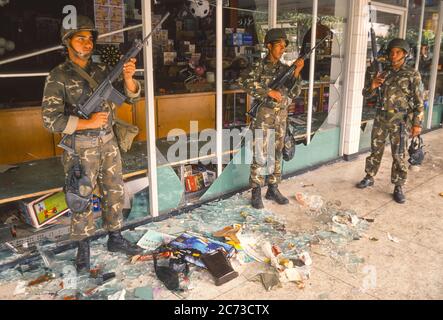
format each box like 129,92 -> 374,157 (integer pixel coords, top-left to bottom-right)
250,107 -> 287,188
365,113 -> 408,186
62,135 -> 124,240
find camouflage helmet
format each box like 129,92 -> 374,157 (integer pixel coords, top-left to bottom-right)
264,28 -> 289,46
387,38 -> 410,53
60,15 -> 98,44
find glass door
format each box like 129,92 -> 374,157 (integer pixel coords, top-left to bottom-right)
359,2 -> 408,150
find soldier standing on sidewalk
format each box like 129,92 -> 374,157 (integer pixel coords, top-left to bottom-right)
42,16 -> 143,272
356,38 -> 424,204
238,29 -> 304,209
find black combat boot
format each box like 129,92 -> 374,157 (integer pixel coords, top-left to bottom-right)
356,175 -> 374,189
393,185 -> 406,204
251,187 -> 264,209
76,239 -> 90,273
265,184 -> 289,205
107,230 -> 143,256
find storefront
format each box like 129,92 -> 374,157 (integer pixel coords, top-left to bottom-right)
0,0 -> 442,223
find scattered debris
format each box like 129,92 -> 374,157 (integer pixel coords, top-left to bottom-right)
0,192 -> 372,299
254,273 -> 281,291
28,272 -> 56,287
213,224 -> 242,244
295,193 -> 324,211
108,289 -> 126,300
387,233 -> 400,244
13,281 -> 27,296
369,237 -> 379,241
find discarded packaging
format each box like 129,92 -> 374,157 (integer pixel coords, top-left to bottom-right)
212,224 -> 242,244
298,251 -> 312,266
28,272 -> 56,287
261,242 -> 283,271
256,273 -> 280,291
137,230 -> 175,251
284,268 -> 303,282
201,250 -> 239,286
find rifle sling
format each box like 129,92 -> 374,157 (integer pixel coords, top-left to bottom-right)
70,63 -> 99,90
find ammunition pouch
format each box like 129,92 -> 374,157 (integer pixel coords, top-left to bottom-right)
113,118 -> 139,153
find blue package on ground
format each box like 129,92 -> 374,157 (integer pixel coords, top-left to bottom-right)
166,233 -> 235,268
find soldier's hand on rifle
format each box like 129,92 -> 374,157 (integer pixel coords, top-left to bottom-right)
123,58 -> 137,80
411,125 -> 422,137
293,58 -> 305,77
371,72 -> 386,91
123,58 -> 138,94
268,90 -> 283,103
88,112 -> 109,129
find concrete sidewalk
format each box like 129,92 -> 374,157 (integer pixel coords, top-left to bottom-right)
213,127 -> 443,300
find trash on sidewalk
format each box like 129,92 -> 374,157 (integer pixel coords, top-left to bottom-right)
130,251 -> 171,264
261,241 -> 283,271
201,250 -> 239,286
387,233 -> 400,243
295,192 -> 324,211
137,230 -> 175,251
108,289 -> 126,300
252,273 -> 281,291
13,281 -> 27,296
27,272 -> 56,287
212,224 -> 242,244
166,233 -> 235,268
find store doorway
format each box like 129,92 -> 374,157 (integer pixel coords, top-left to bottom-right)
359,2 -> 408,151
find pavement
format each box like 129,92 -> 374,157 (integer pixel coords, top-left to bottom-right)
0,128 -> 442,300
215,127 -> 443,300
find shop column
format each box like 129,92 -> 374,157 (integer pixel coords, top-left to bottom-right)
340,0 -> 369,160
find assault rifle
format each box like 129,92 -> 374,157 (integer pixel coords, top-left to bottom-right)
58,12 -> 170,153
370,26 -> 384,109
369,2 -> 384,109
246,33 -> 331,120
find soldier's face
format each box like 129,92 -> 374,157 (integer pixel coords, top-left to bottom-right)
69,31 -> 94,60
389,47 -> 406,66
267,40 -> 287,62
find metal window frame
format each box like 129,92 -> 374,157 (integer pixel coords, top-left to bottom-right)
426,0 -> 443,129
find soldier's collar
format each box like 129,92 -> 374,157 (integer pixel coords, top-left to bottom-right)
67,59 -> 93,71
264,55 -> 281,66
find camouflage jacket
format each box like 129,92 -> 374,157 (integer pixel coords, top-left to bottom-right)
238,56 -> 302,110
42,59 -> 141,135
362,63 -> 424,127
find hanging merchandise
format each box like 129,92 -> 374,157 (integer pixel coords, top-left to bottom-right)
188,0 -> 211,18
99,45 -> 122,67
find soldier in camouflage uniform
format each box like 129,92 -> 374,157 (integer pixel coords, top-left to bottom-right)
42,16 -> 142,272
238,29 -> 304,209
357,38 -> 424,204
